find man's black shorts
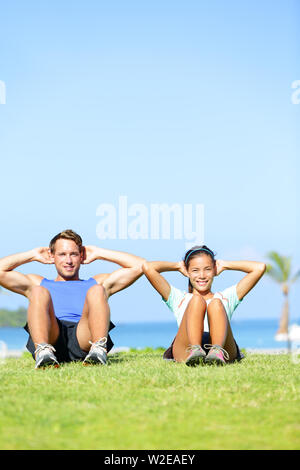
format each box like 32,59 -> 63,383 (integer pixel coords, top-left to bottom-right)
24,319 -> 115,363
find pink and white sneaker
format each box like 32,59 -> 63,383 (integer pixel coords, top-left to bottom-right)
185,345 -> 206,366
204,344 -> 229,365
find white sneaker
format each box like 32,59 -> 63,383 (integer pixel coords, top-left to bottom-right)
83,337 -> 107,365
34,343 -> 59,369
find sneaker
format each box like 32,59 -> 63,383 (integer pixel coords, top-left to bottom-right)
34,343 -> 59,369
204,344 -> 229,365
83,337 -> 107,365
185,345 -> 206,366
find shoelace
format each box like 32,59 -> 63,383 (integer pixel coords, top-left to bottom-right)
186,344 -> 203,352
34,343 -> 56,355
204,344 -> 229,361
89,337 -> 107,350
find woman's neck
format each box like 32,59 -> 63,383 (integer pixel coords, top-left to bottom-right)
192,289 -> 214,300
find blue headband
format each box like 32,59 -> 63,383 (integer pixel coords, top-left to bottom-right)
185,248 -> 214,264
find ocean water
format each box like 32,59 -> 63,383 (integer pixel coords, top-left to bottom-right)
0,318 -> 296,351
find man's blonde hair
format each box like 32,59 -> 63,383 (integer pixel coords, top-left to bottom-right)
49,229 -> 83,254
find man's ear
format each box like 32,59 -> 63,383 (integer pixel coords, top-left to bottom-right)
80,246 -> 85,263
48,248 -> 55,263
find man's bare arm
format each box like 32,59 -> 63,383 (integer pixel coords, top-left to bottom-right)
82,245 -> 146,288
102,266 -> 143,298
0,248 -> 51,297
82,246 -> 145,269
81,246 -> 145,297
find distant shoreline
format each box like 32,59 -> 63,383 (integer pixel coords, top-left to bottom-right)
1,320 -> 298,352
1,317 -> 300,328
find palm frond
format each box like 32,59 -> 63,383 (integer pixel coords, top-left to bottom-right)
266,251 -> 285,270
266,252 -> 291,282
282,256 -> 292,282
266,264 -> 285,283
291,269 -> 300,284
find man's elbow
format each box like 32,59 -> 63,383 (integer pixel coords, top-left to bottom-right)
142,261 -> 151,274
129,264 -> 145,277
136,258 -> 147,271
0,271 -> 6,285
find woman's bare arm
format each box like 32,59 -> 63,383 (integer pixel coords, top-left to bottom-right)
142,261 -> 184,301
216,259 -> 266,300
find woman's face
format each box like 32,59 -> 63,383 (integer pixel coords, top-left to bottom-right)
187,254 -> 216,293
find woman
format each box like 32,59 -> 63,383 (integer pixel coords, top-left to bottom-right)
142,246 -> 266,366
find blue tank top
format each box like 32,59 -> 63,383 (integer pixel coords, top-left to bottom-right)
41,277 -> 97,322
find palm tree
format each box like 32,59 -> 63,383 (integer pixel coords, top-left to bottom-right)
266,251 -> 300,344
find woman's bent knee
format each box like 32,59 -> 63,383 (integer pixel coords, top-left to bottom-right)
190,294 -> 206,308
207,298 -> 225,313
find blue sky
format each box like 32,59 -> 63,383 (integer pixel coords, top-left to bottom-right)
0,0 -> 299,324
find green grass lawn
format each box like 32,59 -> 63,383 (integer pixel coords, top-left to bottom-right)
0,349 -> 299,450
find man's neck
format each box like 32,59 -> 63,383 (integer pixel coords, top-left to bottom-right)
54,274 -> 80,282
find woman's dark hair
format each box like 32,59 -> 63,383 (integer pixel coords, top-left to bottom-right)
183,245 -> 216,293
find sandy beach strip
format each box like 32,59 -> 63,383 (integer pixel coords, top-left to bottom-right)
1,346 -> 296,358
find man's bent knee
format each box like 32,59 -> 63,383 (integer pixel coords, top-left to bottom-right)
86,284 -> 106,300
28,285 -> 51,303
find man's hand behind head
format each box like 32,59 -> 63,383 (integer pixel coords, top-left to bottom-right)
81,245 -> 100,265
33,247 -> 54,264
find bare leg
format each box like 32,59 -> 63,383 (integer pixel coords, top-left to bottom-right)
76,284 -> 111,352
207,298 -> 237,361
27,286 -> 60,350
173,294 -> 207,362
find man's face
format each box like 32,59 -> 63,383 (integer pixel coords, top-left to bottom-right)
51,239 -> 83,280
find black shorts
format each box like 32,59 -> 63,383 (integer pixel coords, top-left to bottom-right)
24,319 -> 115,363
163,331 -> 244,363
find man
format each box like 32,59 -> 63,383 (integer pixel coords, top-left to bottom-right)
0,230 -> 145,368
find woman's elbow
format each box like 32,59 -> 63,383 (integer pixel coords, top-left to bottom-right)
258,262 -> 266,275
128,257 -> 146,273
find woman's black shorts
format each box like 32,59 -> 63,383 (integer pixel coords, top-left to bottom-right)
163,331 -> 244,363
